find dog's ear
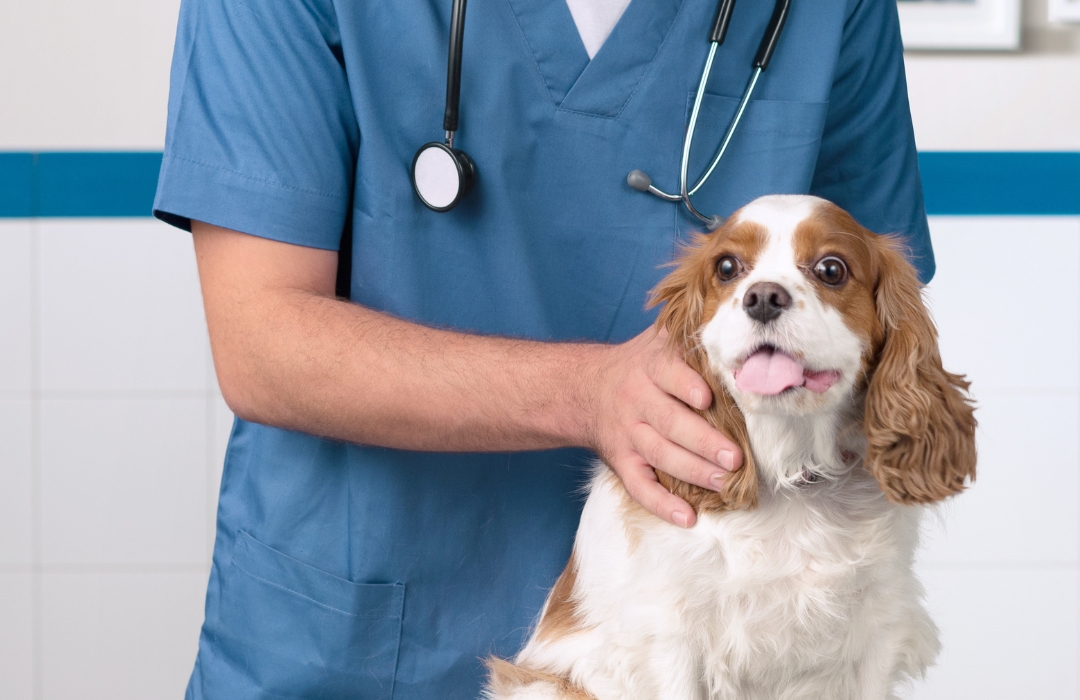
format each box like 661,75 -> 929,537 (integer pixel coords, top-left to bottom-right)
693,357 -> 759,511
863,238 -> 977,504
648,236 -> 758,511
649,233 -> 713,351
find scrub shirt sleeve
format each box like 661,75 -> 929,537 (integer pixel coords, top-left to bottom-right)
809,0 -> 935,283
152,0 -> 359,250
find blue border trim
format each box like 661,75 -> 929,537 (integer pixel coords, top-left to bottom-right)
0,152 -> 163,218
0,151 -> 1077,217
918,152 -> 1080,215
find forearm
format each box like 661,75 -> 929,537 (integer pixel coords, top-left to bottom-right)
195,223 -> 602,451
194,221 -> 741,527
222,291 -> 603,451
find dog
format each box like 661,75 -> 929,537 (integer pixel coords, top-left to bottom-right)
484,195 -> 977,700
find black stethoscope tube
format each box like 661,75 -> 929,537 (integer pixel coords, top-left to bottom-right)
411,0 -> 476,211
710,0 -> 737,44
443,0 -> 468,136
754,0 -> 790,69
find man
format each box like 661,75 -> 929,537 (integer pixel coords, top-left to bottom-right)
153,0 -> 933,697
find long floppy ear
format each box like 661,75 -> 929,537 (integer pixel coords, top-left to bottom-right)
647,236 -> 758,511
864,239 -> 977,504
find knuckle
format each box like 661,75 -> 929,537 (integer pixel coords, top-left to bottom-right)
653,405 -> 679,435
641,486 -> 664,514
625,476 -> 652,506
695,431 -> 719,458
643,438 -> 666,468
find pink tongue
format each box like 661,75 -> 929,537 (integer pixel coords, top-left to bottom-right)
734,348 -> 841,396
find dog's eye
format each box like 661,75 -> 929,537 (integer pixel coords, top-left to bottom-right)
813,257 -> 848,287
716,256 -> 742,282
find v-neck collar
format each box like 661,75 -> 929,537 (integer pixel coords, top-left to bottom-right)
505,0 -> 688,118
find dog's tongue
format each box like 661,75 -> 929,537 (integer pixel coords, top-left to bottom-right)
734,348 -> 840,396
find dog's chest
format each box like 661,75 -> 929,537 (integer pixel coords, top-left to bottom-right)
571,473 -> 920,690
645,488 -> 901,631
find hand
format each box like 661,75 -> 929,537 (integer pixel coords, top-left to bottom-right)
583,328 -> 743,528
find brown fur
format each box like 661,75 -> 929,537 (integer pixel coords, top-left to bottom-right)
651,202 -> 976,507
861,235 -> 977,503
646,223 -> 771,512
484,657 -> 596,700
793,205 -> 884,390
484,199 -> 976,698
533,550 -> 582,643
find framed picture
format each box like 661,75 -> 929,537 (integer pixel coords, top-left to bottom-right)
897,0 -> 1021,50
1048,0 -> 1080,23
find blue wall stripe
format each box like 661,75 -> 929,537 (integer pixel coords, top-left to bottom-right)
918,152 -> 1080,215
0,151 -> 1077,218
0,153 -> 36,217
37,152 -> 164,218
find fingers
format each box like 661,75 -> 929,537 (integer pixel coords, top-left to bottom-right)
612,454 -> 697,528
646,344 -> 742,472
640,389 -> 742,473
629,421 -> 730,492
653,350 -> 713,412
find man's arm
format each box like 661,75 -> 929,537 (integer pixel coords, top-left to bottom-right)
193,222 -> 742,528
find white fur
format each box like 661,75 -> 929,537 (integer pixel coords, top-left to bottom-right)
489,195 -> 940,700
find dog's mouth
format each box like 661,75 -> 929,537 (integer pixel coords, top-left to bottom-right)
732,344 -> 841,396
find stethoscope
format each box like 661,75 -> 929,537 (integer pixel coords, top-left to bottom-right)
411,0 -> 475,212
411,0 -> 791,227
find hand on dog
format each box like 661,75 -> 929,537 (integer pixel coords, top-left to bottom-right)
585,328 -> 742,528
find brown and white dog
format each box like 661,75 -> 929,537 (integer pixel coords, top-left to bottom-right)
485,195 -> 977,700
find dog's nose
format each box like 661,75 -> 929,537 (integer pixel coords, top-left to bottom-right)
743,282 -> 792,323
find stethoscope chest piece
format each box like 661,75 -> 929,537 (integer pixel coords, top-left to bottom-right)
412,142 -> 476,212
413,0 -> 475,212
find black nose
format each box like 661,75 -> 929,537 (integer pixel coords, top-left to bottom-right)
743,282 -> 792,323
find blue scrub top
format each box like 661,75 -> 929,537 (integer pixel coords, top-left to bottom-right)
154,0 -> 932,697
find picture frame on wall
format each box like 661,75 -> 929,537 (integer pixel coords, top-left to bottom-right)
897,0 -> 1021,50
1048,0 -> 1080,23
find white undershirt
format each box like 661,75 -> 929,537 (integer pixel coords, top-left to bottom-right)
565,0 -> 633,59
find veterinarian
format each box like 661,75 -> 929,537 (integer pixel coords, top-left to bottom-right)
153,0 -> 934,696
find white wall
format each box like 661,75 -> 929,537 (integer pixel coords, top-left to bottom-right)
0,1 -> 1078,699
912,217 -> 1080,699
0,0 -> 181,151
0,218 -> 233,699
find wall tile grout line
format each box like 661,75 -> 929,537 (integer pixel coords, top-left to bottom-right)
29,217 -> 43,700
1,563 -> 211,574
36,390 -> 216,400
38,564 -> 212,574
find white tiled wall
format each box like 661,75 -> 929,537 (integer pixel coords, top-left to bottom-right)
907,216 -> 1080,700
41,571 -> 208,700
0,573 -> 34,700
0,221 -> 33,394
1,215 -> 1077,699
1,218 -> 231,700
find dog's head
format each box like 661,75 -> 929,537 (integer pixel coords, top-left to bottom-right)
650,195 -> 976,509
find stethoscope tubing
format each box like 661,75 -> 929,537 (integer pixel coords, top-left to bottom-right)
416,0 -> 791,219
634,0 -> 791,228
443,0 -> 468,139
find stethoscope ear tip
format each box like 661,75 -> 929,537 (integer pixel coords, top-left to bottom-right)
626,170 -> 653,192
707,215 -> 724,231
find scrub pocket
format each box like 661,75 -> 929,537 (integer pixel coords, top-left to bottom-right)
218,531 -> 405,700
